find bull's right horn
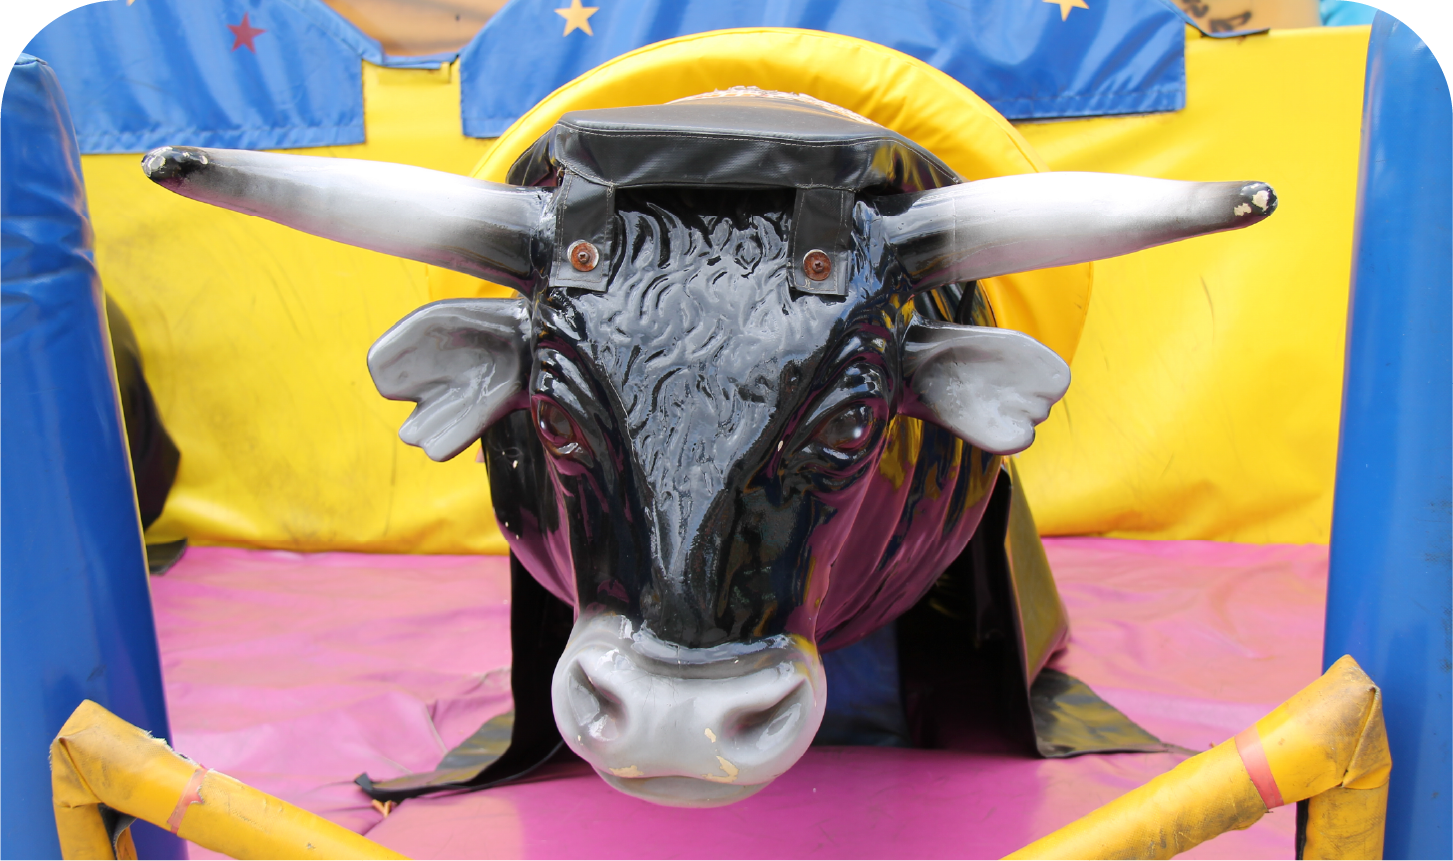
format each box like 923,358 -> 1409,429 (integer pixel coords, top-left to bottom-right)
879,172 -> 1277,294
141,146 -> 547,294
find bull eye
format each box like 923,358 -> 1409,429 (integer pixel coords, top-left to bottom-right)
812,403 -> 879,454
535,400 -> 578,451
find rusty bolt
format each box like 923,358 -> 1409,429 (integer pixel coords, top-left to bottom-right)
803,249 -> 832,282
569,240 -> 599,272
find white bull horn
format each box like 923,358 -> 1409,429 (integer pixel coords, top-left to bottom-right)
880,172 -> 1277,293
141,146 -> 547,294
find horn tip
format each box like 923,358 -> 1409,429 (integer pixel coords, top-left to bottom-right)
141,146 -> 208,186
1234,181 -> 1277,219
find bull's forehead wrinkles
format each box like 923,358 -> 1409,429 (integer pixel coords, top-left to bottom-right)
563,192 -> 852,577
533,187 -> 913,648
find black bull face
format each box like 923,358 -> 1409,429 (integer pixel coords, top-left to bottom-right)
142,94 -> 1275,807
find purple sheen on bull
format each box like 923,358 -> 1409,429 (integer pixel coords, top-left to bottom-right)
139,91 -> 1277,807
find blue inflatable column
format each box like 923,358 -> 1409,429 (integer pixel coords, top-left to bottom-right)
1323,14 -> 1451,860
1,56 -> 184,859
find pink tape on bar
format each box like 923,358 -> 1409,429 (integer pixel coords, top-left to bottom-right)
1234,726 -> 1285,809
166,766 -> 210,833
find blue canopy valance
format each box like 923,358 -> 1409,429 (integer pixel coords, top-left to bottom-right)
27,0 -> 1194,154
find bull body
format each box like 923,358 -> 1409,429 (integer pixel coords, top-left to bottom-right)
142,90 -> 1276,807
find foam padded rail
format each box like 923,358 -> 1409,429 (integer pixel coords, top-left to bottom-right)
51,701 -> 407,861
1005,655 -> 1389,860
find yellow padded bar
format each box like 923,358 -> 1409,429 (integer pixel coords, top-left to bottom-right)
55,656 -> 1384,861
1005,655 -> 1389,860
51,700 -> 406,861
453,28 -> 1093,367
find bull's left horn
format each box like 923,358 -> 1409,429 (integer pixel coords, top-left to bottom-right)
141,146 -> 547,294
879,172 -> 1277,294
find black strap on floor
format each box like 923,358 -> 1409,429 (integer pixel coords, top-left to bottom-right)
357,553 -> 575,802
1030,667 -> 1172,758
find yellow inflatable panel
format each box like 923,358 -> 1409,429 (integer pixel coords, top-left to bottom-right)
1014,26 -> 1370,543
85,32 -> 1089,554
85,62 -> 503,553
84,26 -> 1366,553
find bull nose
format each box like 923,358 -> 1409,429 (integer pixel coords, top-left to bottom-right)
552,612 -> 826,808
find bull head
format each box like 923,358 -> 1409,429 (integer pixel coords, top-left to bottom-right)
143,98 -> 1274,807
145,145 -> 1272,461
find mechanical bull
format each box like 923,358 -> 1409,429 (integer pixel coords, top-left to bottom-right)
142,91 -> 1275,808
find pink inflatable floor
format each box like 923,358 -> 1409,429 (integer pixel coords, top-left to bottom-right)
151,539 -> 1329,860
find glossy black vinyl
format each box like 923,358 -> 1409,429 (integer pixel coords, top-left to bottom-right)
508,96 -> 957,195
483,185 -> 1003,653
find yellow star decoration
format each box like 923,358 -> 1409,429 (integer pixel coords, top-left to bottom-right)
1044,0 -> 1089,20
555,0 -> 599,37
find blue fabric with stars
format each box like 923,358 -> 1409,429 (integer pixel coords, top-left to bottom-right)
23,0 -> 389,153
26,0 -> 1188,151
458,0 -> 1188,137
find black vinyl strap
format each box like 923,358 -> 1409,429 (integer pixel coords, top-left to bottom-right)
552,173 -> 614,292
789,187 -> 853,297
355,553 -> 576,802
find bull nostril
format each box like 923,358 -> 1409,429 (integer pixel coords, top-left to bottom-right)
727,679 -> 810,754
568,662 -> 623,742
747,702 -> 804,752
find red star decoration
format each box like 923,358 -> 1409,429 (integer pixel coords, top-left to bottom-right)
227,13 -> 266,53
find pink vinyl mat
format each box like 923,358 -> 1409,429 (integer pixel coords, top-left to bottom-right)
151,539 -> 1329,859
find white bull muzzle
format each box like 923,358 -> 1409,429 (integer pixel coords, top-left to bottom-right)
552,611 -> 827,807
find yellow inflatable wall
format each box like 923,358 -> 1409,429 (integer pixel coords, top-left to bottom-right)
1016,27 -> 1369,543
82,26 -> 1368,553
84,62 -> 503,553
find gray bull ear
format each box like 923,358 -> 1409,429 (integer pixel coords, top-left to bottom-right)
141,146 -> 547,294
881,172 -> 1277,293
368,299 -> 532,461
900,320 -> 1070,455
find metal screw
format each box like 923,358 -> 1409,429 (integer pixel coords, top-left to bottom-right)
803,249 -> 832,282
568,240 -> 599,272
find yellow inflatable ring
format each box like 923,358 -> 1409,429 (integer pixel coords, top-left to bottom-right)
447,27 -> 1092,363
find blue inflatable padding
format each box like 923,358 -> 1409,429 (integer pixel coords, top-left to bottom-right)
1320,0 -> 1380,27
1324,13 -> 1451,860
0,54 -> 183,859
24,0 -> 379,153
459,0 -> 1187,137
